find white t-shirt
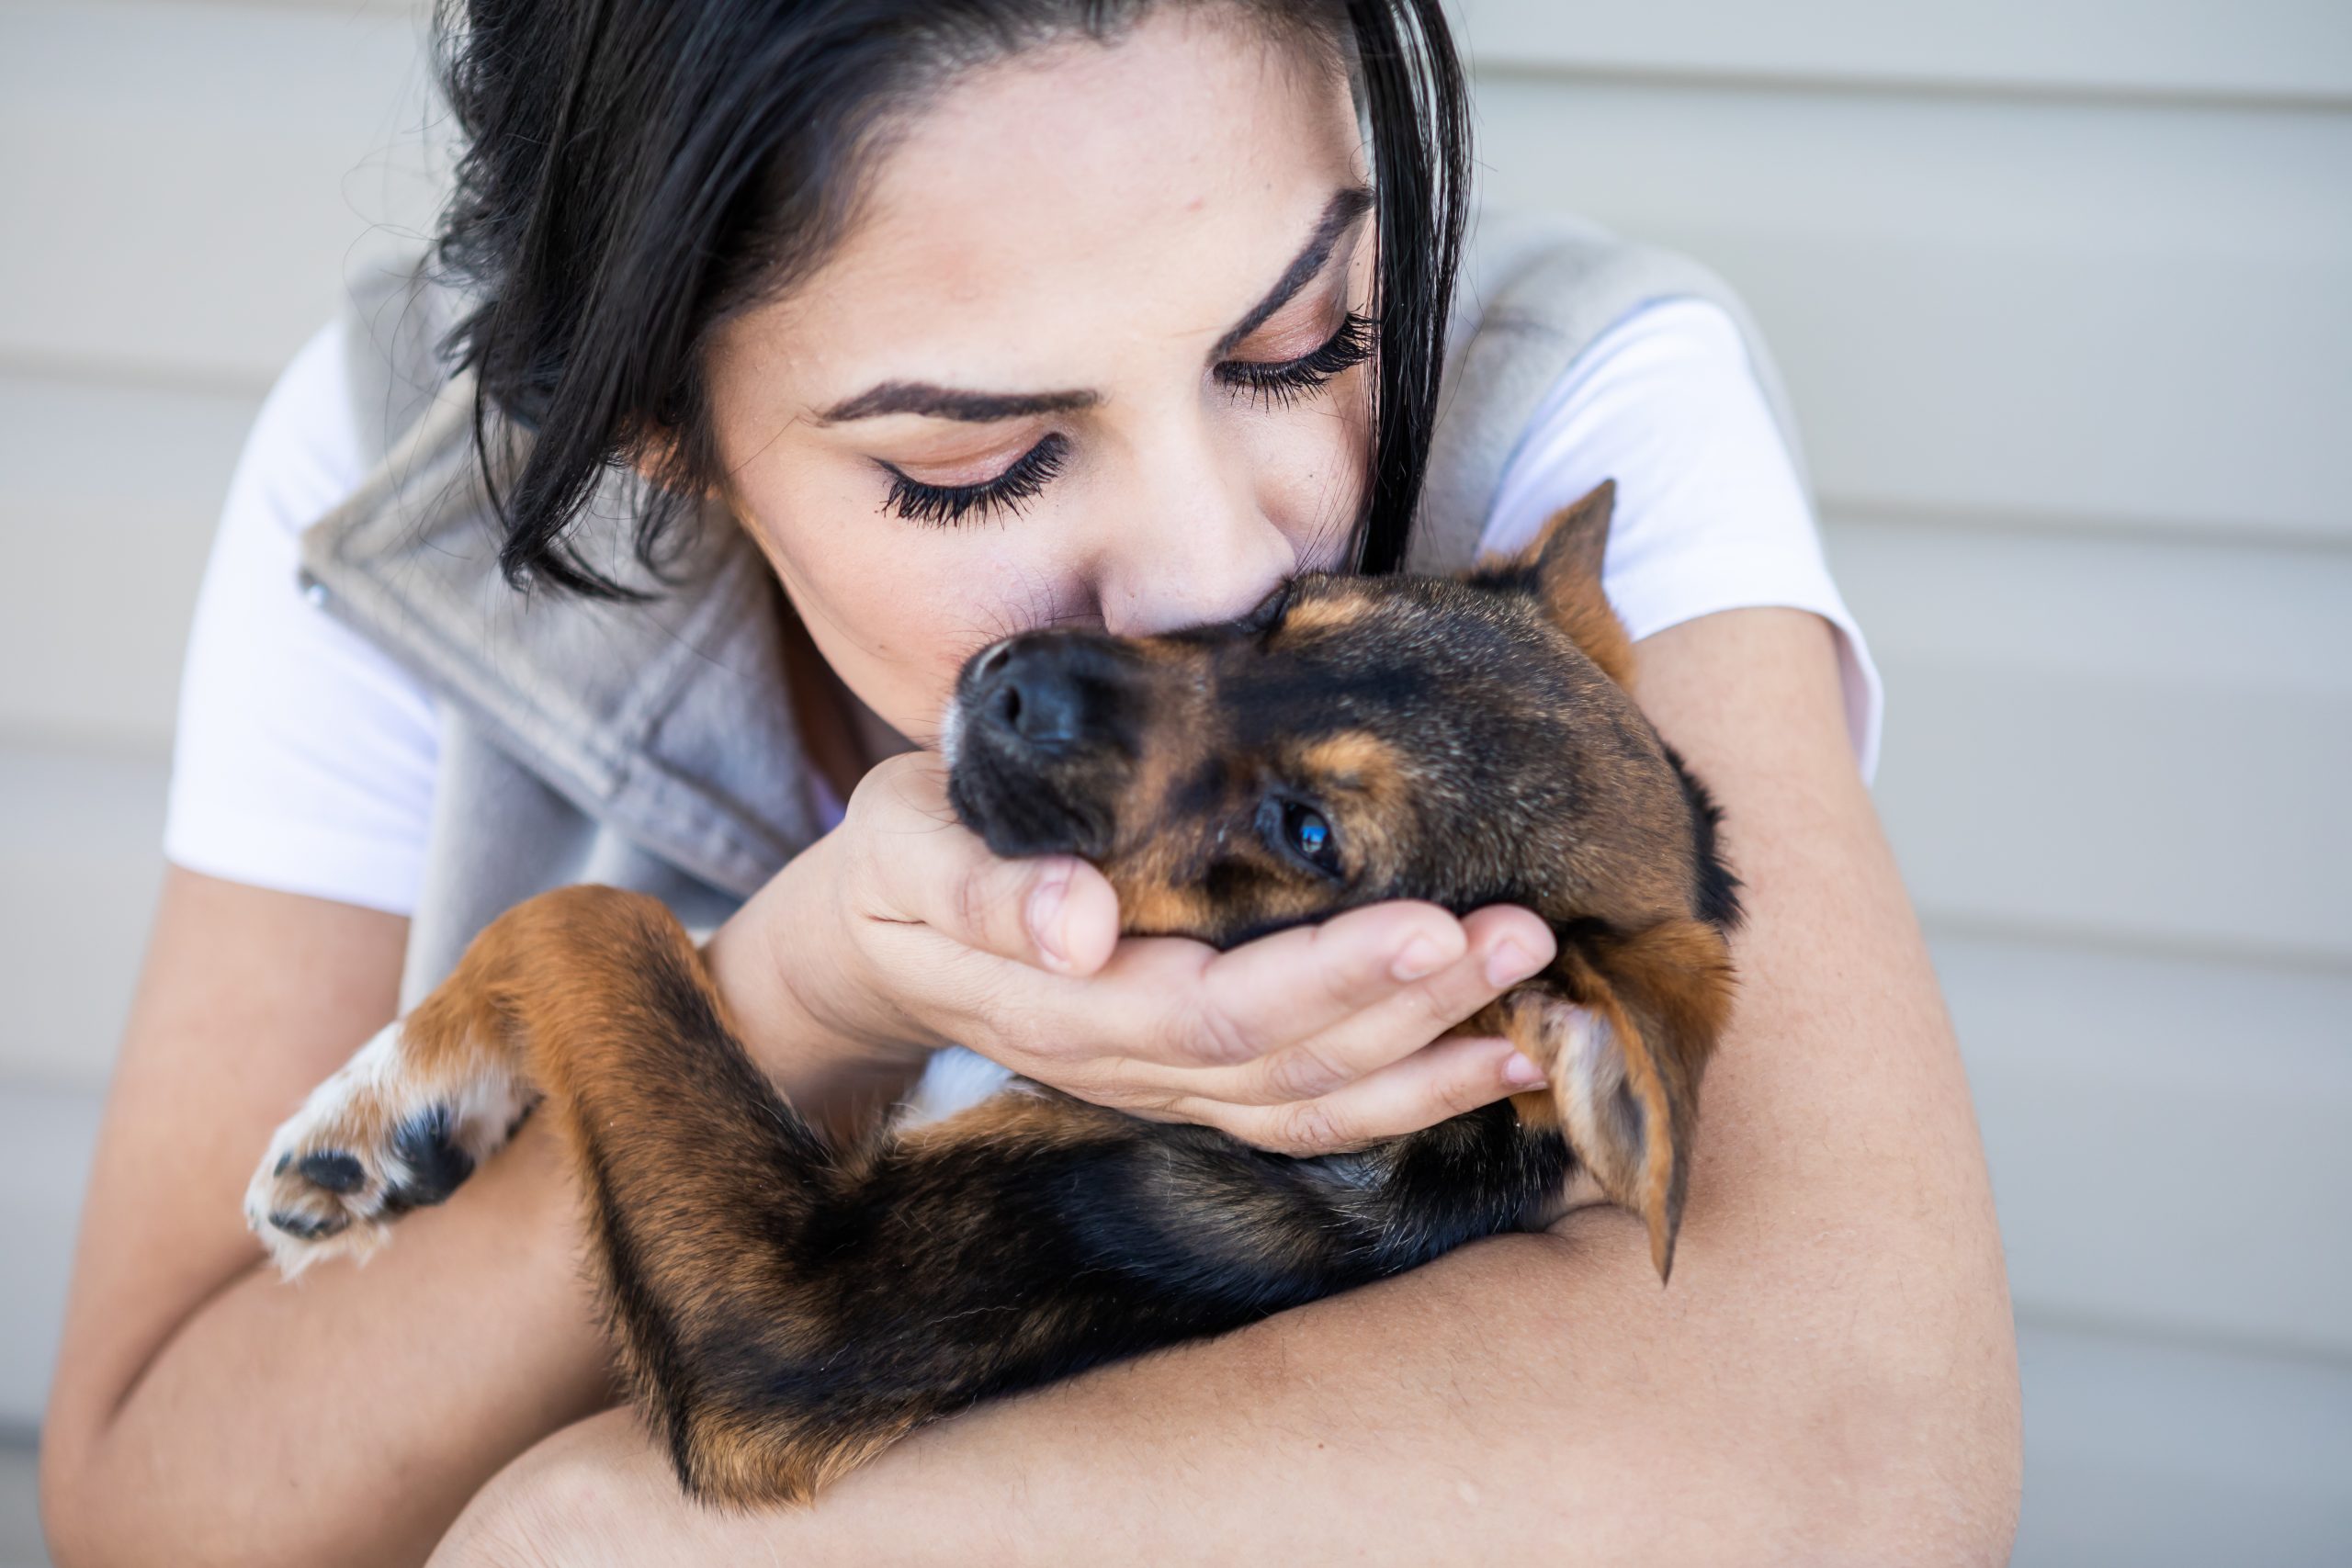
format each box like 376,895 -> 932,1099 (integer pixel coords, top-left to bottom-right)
164,298 -> 1882,916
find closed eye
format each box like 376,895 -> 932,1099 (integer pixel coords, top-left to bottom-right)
1237,581 -> 1294,637
879,434 -> 1069,526
1216,310 -> 1378,412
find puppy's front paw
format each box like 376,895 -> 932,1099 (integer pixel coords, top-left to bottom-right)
245,1021 -> 526,1277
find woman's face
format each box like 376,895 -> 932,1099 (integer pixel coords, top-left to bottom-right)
706,8 -> 1374,747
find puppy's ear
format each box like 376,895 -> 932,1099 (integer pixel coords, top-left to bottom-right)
1506,916 -> 1734,1280
1510,480 -> 1634,688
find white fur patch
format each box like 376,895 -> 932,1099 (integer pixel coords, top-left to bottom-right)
1548,1003 -> 1634,1200
938,694 -> 968,772
245,1018 -> 529,1278
895,1045 -> 1017,1130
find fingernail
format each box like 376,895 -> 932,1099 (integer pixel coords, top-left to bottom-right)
1391,934 -> 1448,982
1504,1051 -> 1548,1088
1484,938 -> 1544,988
1027,867 -> 1072,969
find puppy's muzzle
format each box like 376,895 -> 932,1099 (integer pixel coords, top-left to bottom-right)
967,637 -> 1091,754
947,631 -> 1141,860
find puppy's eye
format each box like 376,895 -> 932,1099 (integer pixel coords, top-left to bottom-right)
1238,581 -> 1293,637
1261,797 -> 1343,878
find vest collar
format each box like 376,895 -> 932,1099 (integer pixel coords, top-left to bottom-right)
298,378 -> 824,897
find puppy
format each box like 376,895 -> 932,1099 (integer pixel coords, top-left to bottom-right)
245,480 -> 1738,1504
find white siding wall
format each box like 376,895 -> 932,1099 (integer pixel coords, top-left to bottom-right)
0,0 -> 2345,1558
1449,5 -> 2352,1557
0,0 -> 447,1438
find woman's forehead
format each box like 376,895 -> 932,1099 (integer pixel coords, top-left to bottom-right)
718,10 -> 1364,401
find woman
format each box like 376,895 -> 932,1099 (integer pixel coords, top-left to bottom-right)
40,1 -> 2020,1562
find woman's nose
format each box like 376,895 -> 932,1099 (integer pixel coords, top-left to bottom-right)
1091,453 -> 1298,638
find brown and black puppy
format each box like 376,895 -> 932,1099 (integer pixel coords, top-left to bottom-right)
244,480 -> 1738,1505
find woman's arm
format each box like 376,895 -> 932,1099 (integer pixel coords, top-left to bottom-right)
37,868 -> 929,1567
36,871 -> 617,1568
436,607 -> 2022,1566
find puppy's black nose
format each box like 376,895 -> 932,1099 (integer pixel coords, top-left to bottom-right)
975,642 -> 1086,751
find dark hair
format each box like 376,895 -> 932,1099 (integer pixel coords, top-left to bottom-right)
434,0 -> 1469,599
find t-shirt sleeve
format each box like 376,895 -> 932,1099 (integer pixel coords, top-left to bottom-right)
1475,298 -> 1884,780
163,321 -> 443,914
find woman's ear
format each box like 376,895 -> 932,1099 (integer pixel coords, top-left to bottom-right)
620,420 -> 733,508
1498,916 -> 1735,1280
1503,480 -> 1634,688
626,425 -> 692,491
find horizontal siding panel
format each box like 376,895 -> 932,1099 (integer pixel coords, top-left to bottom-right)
1824,513 -> 2352,697
0,372 -> 257,748
124,0 -> 2352,109
1471,79 -> 2352,544
1453,0 -> 2352,105
0,1084 -> 104,1427
14,8 -> 2349,549
1940,929 -> 2352,1357
0,0 -> 445,390
2009,1323 -> 2352,1566
0,743 -> 169,1089
1830,515 -> 2352,959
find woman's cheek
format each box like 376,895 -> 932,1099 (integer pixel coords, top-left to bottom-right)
813,542 -> 1073,740
1235,389 -> 1371,568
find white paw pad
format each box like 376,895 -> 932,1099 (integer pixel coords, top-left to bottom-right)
244,1021 -> 526,1277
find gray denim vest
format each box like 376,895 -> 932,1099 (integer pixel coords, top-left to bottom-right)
299,211 -> 1801,1010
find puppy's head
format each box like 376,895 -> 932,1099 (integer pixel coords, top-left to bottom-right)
946,482 -> 1737,1277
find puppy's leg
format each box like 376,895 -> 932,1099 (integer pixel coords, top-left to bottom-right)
246,949 -> 537,1276
594,1089 -> 1577,1506
249,886 -> 1578,1506
245,884 -> 683,1274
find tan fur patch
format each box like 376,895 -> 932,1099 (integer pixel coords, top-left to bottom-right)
1110,874 -> 1218,937
1276,592 -> 1368,636
1298,730 -> 1402,793
1499,483 -> 1637,689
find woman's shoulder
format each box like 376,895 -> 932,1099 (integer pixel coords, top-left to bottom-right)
227,321 -> 374,540
1476,294 -> 1884,779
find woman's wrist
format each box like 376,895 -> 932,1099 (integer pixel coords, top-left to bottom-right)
702,842 -> 928,1123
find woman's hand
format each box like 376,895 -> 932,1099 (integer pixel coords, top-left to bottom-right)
707,752 -> 1557,1156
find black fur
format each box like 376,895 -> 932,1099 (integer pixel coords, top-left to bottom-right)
582,988 -> 1577,1494
380,1106 -> 476,1212
1665,741 -> 1743,932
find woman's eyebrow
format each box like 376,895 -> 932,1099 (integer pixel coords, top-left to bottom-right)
814,184 -> 1376,426
817,384 -> 1100,423
1213,184 -> 1375,358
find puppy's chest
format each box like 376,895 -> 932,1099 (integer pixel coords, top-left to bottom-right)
896,1044 -> 1023,1129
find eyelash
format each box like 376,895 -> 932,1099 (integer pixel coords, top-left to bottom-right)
879,310 -> 1378,525
1216,309 -> 1380,410
882,433 -> 1069,526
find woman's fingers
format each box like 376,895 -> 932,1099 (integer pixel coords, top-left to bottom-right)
831,754 -> 1566,1140
844,754 -> 1120,976
1195,905 -> 1555,1104
1057,903 -> 1553,1103
1154,899 -> 1471,1066
1172,1033 -> 1544,1156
